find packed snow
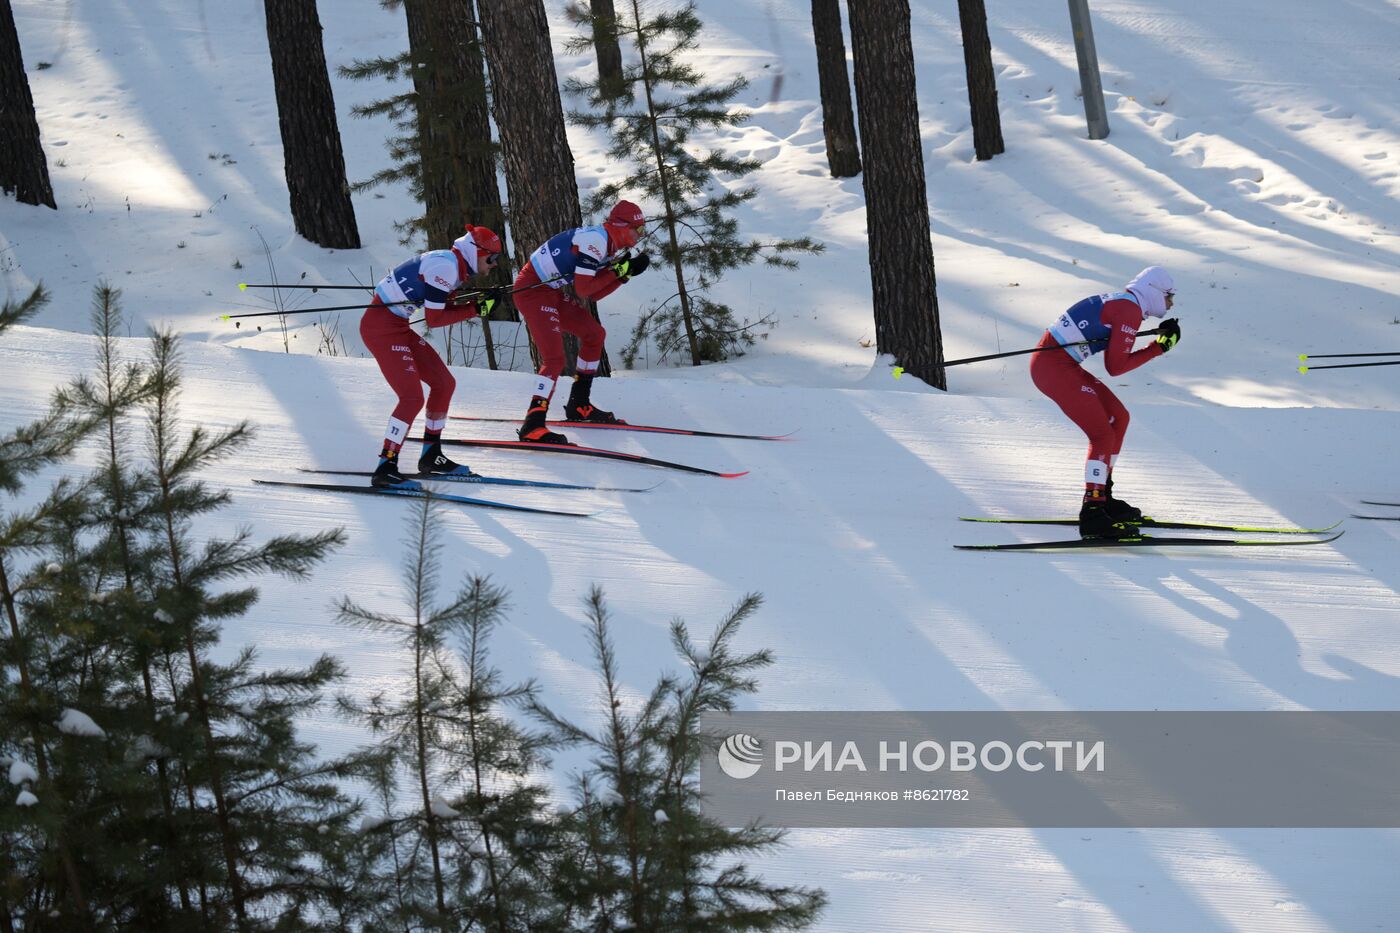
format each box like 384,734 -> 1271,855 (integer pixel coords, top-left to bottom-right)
3,0 -> 1399,930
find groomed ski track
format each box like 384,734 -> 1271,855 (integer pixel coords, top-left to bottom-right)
4,326 -> 1398,932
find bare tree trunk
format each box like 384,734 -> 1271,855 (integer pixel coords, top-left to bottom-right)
956,0 -> 1005,161
403,0 -> 512,368
847,0 -> 945,389
810,0 -> 860,178
477,0 -> 610,376
0,0 -> 56,208
402,0 -> 503,250
590,0 -> 625,99
263,0 -> 360,248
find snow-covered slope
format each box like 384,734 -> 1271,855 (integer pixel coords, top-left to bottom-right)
5,324 -> 1398,931
4,0 -> 1400,930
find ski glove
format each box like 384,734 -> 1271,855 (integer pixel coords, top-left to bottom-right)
477,295 -> 497,319
1155,317 -> 1180,353
614,252 -> 650,281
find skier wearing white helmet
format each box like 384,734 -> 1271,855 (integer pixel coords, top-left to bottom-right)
361,224 -> 503,488
1029,266 -> 1181,539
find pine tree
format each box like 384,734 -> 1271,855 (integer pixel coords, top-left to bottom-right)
140,329 -> 352,928
340,0 -> 513,368
534,588 -> 826,930
587,0 -> 625,99
956,0 -> 1005,161
339,0 -> 503,252
565,1 -> 822,367
847,0 -> 946,388
337,496 -> 566,931
477,0 -> 608,377
3,289 -> 362,928
262,0 -> 362,248
810,0 -> 861,178
0,284 -> 102,925
0,0 -> 56,208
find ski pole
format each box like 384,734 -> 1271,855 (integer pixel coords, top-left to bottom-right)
238,283 -> 375,291
943,328 -> 1160,368
1298,359 -> 1400,373
1298,351 -> 1400,361
218,299 -> 428,321
222,256 -> 631,323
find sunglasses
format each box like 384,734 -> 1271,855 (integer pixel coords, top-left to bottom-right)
483,252 -> 501,264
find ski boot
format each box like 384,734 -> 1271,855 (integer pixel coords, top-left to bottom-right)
1079,499 -> 1134,540
564,374 -> 626,424
518,401 -> 571,445
371,451 -> 414,489
1104,477 -> 1143,523
418,441 -> 469,477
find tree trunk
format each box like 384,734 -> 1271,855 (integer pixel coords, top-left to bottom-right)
590,0 -> 626,99
403,0 -> 504,250
810,0 -> 860,178
263,0 -> 359,248
404,0 -> 513,365
847,0 -> 945,389
956,0 -> 1005,161
0,0 -> 56,209
478,0 -> 610,376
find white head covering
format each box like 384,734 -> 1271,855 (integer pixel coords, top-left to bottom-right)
452,231 -> 481,275
1125,266 -> 1175,319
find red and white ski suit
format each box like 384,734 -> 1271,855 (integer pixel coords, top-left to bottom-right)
513,224 -> 629,400
360,249 -> 484,451
1029,296 -> 1164,485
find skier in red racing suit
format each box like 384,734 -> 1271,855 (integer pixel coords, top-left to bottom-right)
1029,266 -> 1180,538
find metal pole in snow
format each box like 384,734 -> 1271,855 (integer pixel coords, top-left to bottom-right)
1067,0 -> 1110,140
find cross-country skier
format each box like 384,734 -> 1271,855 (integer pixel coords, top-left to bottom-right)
512,200 -> 650,445
361,225 -> 501,488
1029,266 -> 1180,538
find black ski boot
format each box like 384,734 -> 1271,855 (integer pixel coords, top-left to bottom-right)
417,441 -> 468,477
518,401 -> 571,445
1079,498 -> 1134,539
1104,477 -> 1143,523
564,375 -> 626,424
371,451 -> 413,488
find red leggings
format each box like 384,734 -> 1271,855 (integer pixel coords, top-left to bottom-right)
513,264 -> 607,397
1029,333 -> 1129,482
360,301 -> 455,447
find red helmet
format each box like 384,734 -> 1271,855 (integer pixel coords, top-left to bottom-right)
452,225 -> 502,273
605,200 -> 645,249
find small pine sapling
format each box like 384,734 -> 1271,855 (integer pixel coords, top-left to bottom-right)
565,1 -> 822,367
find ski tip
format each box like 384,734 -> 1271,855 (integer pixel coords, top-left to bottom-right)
1296,353 -> 1307,362
719,471 -> 750,479
1298,365 -> 1309,374
237,283 -> 247,291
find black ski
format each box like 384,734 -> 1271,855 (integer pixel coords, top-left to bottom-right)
954,532 -> 1344,552
1353,514 -> 1400,522
1360,500 -> 1400,507
252,479 -> 596,517
297,467 -> 658,493
960,516 -> 1342,534
449,415 -> 791,441
411,437 -> 748,478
